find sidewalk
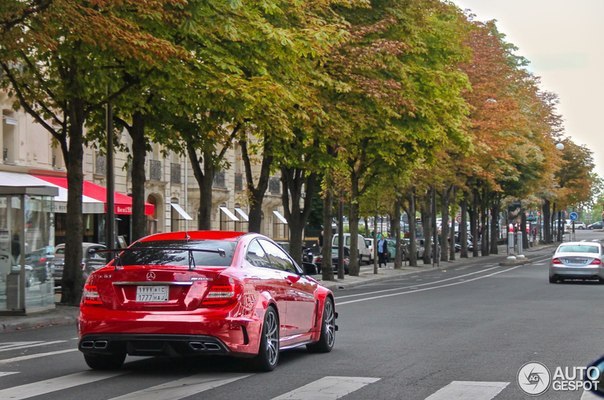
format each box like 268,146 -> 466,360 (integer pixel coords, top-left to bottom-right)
0,245 -> 548,333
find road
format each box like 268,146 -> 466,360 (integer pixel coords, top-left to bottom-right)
1,230 -> 603,400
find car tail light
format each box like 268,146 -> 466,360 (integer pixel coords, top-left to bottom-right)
40,257 -> 47,263
552,258 -> 562,264
202,275 -> 241,306
82,284 -> 103,306
590,259 -> 602,265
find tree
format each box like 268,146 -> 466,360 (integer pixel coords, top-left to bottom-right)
322,0 -> 471,275
0,0 -> 186,304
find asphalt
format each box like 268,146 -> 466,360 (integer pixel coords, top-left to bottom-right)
0,245 -> 545,333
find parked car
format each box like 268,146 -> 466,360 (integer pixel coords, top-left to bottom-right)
78,231 -> 336,371
588,221 -> 603,230
549,241 -> 604,283
365,238 -> 375,263
332,233 -> 371,264
401,238 -> 425,260
312,246 -> 350,274
383,238 -> 397,262
52,242 -> 107,286
574,221 -> 587,229
24,246 -> 54,284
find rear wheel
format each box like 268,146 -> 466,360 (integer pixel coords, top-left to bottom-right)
84,353 -> 126,370
252,307 -> 279,372
307,297 -> 336,353
549,275 -> 558,284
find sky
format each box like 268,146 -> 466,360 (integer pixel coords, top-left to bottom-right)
452,0 -> 604,177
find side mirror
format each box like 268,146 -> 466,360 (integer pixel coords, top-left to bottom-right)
584,356 -> 604,396
302,262 -> 317,275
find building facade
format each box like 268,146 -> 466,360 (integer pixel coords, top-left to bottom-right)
1,95 -> 289,243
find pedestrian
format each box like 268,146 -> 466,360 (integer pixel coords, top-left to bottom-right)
378,236 -> 388,268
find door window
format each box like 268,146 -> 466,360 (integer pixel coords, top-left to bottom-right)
259,239 -> 298,274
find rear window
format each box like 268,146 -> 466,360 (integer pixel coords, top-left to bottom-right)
119,240 -> 237,267
558,245 -> 600,254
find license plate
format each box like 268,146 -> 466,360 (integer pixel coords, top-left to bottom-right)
136,286 -> 169,302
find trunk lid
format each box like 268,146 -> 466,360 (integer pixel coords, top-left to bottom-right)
96,265 -> 226,311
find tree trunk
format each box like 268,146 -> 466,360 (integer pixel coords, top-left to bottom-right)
460,197 -> 469,258
449,186 -> 456,261
440,187 -> 450,262
490,201 -> 500,254
60,106 -> 85,305
130,111 -> 147,241
470,189 -> 479,257
543,199 -> 552,243
321,175 -> 334,281
393,196 -> 402,269
281,167 -> 317,265
348,171 -> 361,276
241,134 -> 272,233
521,211 -> 529,250
407,190 -> 418,267
421,190 -> 433,265
187,143 -> 214,230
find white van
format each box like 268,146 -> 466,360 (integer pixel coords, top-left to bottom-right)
332,233 -> 371,264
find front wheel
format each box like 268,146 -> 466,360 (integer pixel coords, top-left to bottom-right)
252,307 -> 279,372
307,297 -> 336,353
84,352 -> 125,370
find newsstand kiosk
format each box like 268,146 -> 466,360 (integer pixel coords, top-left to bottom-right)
0,185 -> 57,315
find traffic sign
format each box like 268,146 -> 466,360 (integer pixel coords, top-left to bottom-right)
569,212 -> 578,221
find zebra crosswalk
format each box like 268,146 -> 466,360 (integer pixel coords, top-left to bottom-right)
0,367 -> 595,399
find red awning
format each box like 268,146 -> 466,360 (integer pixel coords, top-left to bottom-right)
33,174 -> 155,216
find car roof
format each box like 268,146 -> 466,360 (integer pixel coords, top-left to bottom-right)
138,230 -> 246,243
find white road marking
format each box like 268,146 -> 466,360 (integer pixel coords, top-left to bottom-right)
107,373 -> 251,400
581,389 -> 601,399
271,376 -> 380,400
337,265 -> 502,300
0,342 -> 40,351
424,381 -> 509,400
0,341 -> 66,353
0,349 -> 78,364
0,370 -> 122,399
337,265 -> 525,306
0,372 -> 18,378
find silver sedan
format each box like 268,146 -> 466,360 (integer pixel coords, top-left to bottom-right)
549,241 -> 604,283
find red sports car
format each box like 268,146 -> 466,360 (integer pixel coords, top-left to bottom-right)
78,231 -> 337,371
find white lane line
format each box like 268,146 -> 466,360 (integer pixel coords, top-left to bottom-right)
0,372 -> 19,378
0,349 -> 78,364
271,376 -> 380,400
337,265 -> 503,300
337,265 -> 525,306
107,373 -> 251,400
0,341 -> 66,353
0,370 -> 122,400
424,381 -> 509,400
581,389 -> 601,399
0,342 -> 41,351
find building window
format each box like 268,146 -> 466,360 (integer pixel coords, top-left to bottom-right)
95,152 -> 107,175
2,111 -> 17,164
235,173 -> 243,191
170,163 -> 181,184
149,159 -> 162,181
213,171 -> 226,188
269,177 -> 281,195
170,198 -> 180,232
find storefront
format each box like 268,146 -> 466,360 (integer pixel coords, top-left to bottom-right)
0,185 -> 57,315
